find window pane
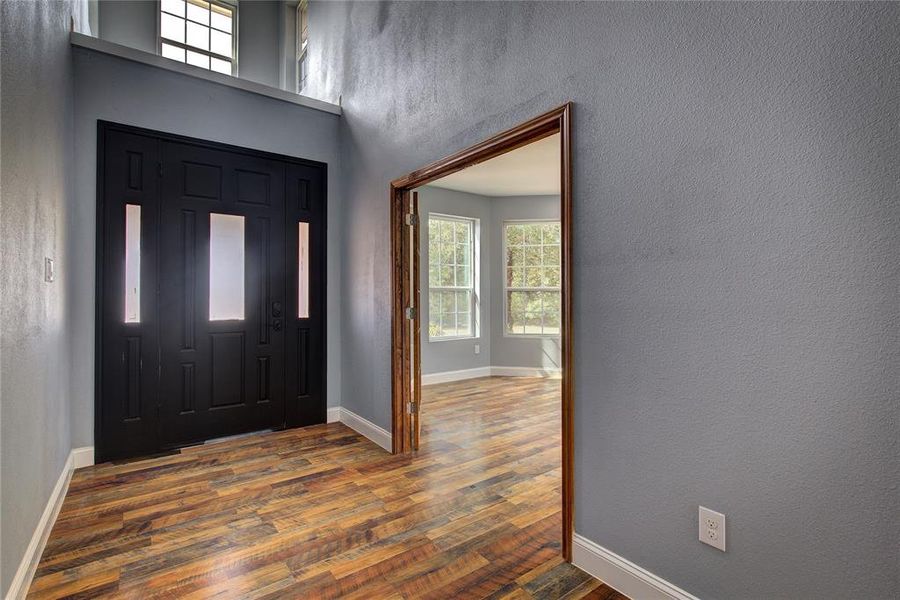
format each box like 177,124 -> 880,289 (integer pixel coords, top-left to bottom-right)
209,213 -> 244,320
524,246 -> 542,266
505,221 -> 561,336
210,5 -> 232,32
124,205 -> 141,323
524,224 -> 542,244
161,42 -> 186,62
210,6 -> 234,33
186,49 -> 210,69
543,244 -> 560,265
161,0 -> 185,18
186,0 -> 210,25
186,21 -> 209,50
298,222 -> 309,318
427,215 -> 475,339
210,29 -> 231,57
544,223 -> 561,244
455,266 -> 469,287
210,57 -> 231,74
429,291 -> 442,338
543,267 -> 561,287
508,246 -> 524,267
161,13 -> 185,43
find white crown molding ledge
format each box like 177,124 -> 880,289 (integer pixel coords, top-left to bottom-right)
69,32 -> 342,116
572,534 -> 701,600
338,408 -> 392,452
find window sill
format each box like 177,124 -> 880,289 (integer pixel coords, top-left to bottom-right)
70,32 -> 342,116
428,336 -> 477,343
502,333 -> 562,340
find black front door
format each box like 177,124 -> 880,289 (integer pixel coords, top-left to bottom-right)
97,122 -> 326,461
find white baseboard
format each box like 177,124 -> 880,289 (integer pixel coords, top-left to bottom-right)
338,408 -> 392,452
490,366 -> 561,378
6,449 -> 82,600
326,406 -> 341,423
422,365 -> 561,385
71,446 -> 94,469
421,366 -> 492,385
572,533 -> 699,600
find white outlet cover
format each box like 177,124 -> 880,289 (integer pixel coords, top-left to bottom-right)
474,344 -> 480,355
699,505 -> 726,551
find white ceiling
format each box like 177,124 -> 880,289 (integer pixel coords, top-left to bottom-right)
426,133 -> 560,197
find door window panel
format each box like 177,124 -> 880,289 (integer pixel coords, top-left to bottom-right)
298,222 -> 309,318
124,204 -> 141,323
209,213 -> 244,320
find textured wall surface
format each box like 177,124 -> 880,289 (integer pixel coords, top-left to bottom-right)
0,0 -> 86,594
69,48 -> 343,448
306,2 -> 900,598
97,0 -> 155,53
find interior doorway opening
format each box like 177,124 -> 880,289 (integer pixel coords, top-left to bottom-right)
389,104 -> 574,559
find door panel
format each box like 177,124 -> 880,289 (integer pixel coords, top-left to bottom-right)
284,163 -> 326,427
98,130 -> 160,461
97,123 -> 326,461
158,141 -> 287,448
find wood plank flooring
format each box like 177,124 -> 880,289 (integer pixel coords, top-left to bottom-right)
29,376 -> 627,599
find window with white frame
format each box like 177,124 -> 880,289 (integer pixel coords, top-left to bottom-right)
296,0 -> 309,92
160,0 -> 236,75
428,215 -> 475,340
504,221 -> 561,336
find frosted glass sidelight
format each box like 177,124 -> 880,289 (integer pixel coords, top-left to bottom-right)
124,204 -> 141,323
209,213 -> 245,321
298,222 -> 309,318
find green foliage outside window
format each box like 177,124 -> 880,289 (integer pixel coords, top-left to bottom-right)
505,222 -> 561,336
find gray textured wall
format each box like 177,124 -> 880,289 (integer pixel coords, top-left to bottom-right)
69,47 -> 344,448
306,2 -> 900,598
418,186 -> 492,375
0,0 -> 87,594
489,195 -> 561,370
97,0 -> 156,53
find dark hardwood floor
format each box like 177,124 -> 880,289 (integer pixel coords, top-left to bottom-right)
28,376 -> 626,599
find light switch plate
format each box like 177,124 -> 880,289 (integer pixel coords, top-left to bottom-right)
44,257 -> 55,283
699,506 -> 726,551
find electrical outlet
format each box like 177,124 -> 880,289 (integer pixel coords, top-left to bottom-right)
474,344 -> 480,355
699,506 -> 726,551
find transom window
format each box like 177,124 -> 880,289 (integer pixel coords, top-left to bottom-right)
296,0 -> 309,92
160,0 -> 235,75
504,221 -> 561,336
428,215 -> 476,340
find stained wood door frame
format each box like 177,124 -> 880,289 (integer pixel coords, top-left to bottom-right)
389,103 -> 574,560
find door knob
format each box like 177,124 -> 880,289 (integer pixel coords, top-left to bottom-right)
271,319 -> 283,332
272,301 -> 282,318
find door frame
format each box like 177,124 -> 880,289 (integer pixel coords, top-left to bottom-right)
94,120 -> 328,462
389,103 -> 574,560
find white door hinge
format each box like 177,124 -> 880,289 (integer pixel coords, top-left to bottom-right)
407,401 -> 418,414
405,306 -> 416,320
405,213 -> 419,226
